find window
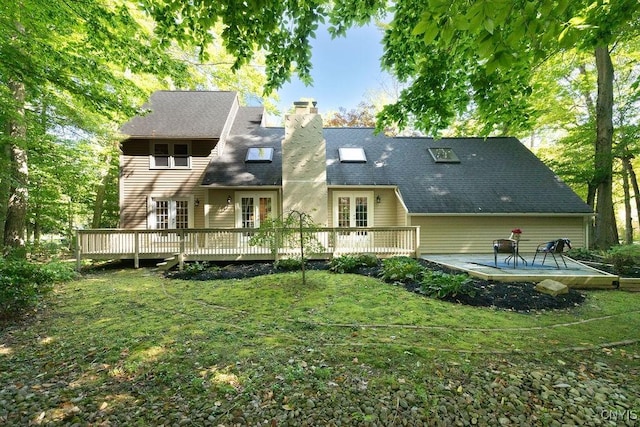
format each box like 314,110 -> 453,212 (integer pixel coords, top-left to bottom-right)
428,147 -> 460,163
150,198 -> 191,229
245,147 -> 274,163
151,142 -> 191,168
339,147 -> 367,163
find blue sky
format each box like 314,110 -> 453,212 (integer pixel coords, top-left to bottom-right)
266,24 -> 391,124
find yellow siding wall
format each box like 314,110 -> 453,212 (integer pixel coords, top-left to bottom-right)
206,190 -> 238,228
120,139 -> 215,229
327,188 -> 399,227
409,215 -> 588,254
206,189 -> 282,228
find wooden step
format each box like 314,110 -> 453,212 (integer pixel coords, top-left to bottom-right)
157,255 -> 180,271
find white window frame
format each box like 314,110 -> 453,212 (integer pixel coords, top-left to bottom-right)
332,191 -> 375,228
148,196 -> 194,229
150,141 -> 192,169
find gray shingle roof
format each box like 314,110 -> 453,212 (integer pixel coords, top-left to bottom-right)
324,128 -> 592,214
201,108 -> 282,186
203,125 -> 591,215
120,91 -> 238,138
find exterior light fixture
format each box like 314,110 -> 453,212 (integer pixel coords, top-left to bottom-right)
195,198 -> 200,207
227,195 -> 232,205
376,195 -> 381,204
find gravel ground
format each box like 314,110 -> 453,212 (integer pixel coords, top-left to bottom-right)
213,357 -> 640,427
1,351 -> 638,426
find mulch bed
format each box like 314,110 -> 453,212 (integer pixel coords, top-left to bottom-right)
169,259 -> 586,312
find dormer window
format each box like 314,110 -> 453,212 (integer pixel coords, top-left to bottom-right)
428,147 -> 460,163
151,142 -> 191,169
339,147 -> 367,163
245,147 -> 274,163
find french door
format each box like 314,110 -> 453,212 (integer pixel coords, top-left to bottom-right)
235,192 -> 276,239
152,198 -> 190,229
333,191 -> 374,247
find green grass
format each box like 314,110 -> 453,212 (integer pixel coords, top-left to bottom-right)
1,268 -> 639,424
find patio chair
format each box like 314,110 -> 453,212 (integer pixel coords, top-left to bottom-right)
493,239 -> 516,268
531,238 -> 571,269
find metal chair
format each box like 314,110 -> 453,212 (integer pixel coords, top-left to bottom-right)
493,239 -> 516,268
531,238 -> 571,268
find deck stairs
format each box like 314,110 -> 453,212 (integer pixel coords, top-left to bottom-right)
156,254 -> 180,271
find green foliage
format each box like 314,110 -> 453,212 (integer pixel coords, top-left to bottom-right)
420,271 -> 475,299
603,245 -> 640,275
275,258 -> 304,271
566,247 -> 604,263
330,254 -> 379,273
183,261 -> 212,275
249,212 -> 325,258
380,257 -> 424,283
0,260 -> 76,319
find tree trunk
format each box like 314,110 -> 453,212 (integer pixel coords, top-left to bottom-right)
593,46 -> 618,249
621,159 -> 633,244
627,158 -> 640,233
4,80 -> 29,258
92,155 -> 111,228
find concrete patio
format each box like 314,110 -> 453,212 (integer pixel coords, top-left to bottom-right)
422,253 -> 627,290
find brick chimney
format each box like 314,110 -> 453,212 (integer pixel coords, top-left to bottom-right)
282,100 -> 327,225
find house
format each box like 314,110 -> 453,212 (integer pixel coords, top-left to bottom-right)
79,90 -> 593,265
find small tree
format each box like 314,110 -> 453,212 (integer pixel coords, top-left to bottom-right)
249,210 -> 325,285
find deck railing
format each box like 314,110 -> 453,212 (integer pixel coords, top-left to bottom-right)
76,227 -> 420,268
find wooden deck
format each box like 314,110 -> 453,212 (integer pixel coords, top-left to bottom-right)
76,227 -> 421,268
423,254 -> 623,290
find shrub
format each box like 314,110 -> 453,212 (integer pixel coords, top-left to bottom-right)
275,258 -> 304,271
566,247 -> 604,263
182,261 -> 212,276
604,245 -> 640,275
329,254 -> 379,273
420,271 -> 475,299
0,260 -> 76,320
356,254 -> 379,268
380,257 -> 424,283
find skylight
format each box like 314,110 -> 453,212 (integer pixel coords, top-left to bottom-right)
339,147 -> 367,163
428,147 -> 460,163
245,147 -> 274,162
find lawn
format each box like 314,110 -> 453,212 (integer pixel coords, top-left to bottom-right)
1,267 -> 639,425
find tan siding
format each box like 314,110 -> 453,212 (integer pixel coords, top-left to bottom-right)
328,188 -> 402,227
120,153 -> 211,229
409,216 -> 588,254
372,188 -> 398,226
207,189 -> 236,228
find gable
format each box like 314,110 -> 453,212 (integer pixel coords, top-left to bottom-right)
120,91 -> 238,139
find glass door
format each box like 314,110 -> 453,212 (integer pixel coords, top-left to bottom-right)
334,192 -> 373,249
236,192 -> 276,245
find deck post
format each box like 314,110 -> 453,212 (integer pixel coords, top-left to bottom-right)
179,230 -> 185,270
134,231 -> 140,269
414,226 -> 421,258
75,229 -> 81,271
